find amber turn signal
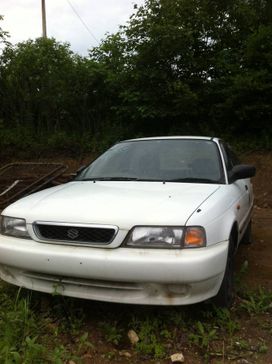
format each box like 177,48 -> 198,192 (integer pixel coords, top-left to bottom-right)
184,227 -> 206,248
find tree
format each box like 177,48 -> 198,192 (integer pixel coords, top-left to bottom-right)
91,0 -> 272,139
0,15 -> 10,48
0,1 -> 271,155
0,37 -> 111,135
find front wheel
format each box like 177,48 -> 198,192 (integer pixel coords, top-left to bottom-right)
213,235 -> 235,307
241,220 -> 252,245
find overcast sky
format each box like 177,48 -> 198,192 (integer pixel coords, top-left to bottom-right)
1,0 -> 145,55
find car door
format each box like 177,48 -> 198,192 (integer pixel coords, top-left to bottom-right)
219,142 -> 252,235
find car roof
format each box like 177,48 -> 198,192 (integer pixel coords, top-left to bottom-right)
122,136 -> 219,142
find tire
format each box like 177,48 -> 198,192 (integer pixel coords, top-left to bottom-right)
240,220 -> 252,245
213,234 -> 235,308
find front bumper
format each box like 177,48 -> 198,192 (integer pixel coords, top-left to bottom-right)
0,235 -> 229,305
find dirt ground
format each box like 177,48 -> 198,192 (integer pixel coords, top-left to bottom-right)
237,152 -> 272,291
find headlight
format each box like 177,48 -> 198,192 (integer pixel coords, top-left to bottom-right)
0,216 -> 30,239
124,226 -> 206,249
124,226 -> 184,248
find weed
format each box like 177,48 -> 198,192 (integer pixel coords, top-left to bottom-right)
0,286 -> 87,363
136,337 -> 165,359
77,332 -> 94,353
240,287 -> 272,314
160,328 -> 171,339
260,321 -> 272,334
100,321 -> 123,345
231,338 -> 268,358
235,260 -> 249,293
51,344 -> 69,363
0,287 -> 45,363
233,338 -> 251,351
131,317 -> 167,359
50,297 -> 86,335
52,282 -> 64,296
257,341 -> 268,354
22,336 -> 45,363
189,321 -> 218,355
258,342 -> 268,354
166,308 -> 187,327
0,280 -> 271,363
212,306 -> 240,336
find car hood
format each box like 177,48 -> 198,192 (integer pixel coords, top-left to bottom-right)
4,181 -> 221,229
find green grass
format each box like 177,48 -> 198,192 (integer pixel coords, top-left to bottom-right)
0,284 -> 94,363
0,281 -> 271,363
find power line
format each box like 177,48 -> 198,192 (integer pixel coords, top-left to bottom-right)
65,0 -> 99,44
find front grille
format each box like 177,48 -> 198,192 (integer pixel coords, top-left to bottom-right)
34,223 -> 116,245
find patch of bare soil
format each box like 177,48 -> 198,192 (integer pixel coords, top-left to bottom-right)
237,208 -> 272,290
243,151 -> 272,209
236,151 -> 272,290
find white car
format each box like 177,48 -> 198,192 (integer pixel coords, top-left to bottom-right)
0,137 -> 255,307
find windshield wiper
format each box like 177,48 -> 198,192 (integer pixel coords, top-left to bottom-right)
78,177 -> 167,182
79,177 -> 140,181
166,177 -> 219,184
78,177 -> 219,183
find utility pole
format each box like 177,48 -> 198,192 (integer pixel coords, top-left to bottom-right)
41,0 -> 47,38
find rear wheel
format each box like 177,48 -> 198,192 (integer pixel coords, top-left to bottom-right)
213,234 -> 235,307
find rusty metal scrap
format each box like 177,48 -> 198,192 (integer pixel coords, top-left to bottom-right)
0,163 -> 67,209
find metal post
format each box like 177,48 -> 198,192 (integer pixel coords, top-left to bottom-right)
41,0 -> 47,38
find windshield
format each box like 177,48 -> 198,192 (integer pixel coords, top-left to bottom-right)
76,139 -> 225,183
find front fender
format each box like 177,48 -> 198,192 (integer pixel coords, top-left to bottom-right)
186,186 -> 238,245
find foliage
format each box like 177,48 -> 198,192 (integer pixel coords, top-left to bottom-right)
132,317 -> 167,359
0,282 -> 271,362
0,1 -> 272,155
91,0 -> 272,141
0,38 -> 109,135
240,287 -> 272,314
100,321 -> 123,345
0,15 -> 10,48
189,321 -> 218,353
212,307 -> 240,336
0,285 -> 96,363
0,287 -> 45,363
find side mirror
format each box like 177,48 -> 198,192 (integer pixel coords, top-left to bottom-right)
229,164 -> 256,183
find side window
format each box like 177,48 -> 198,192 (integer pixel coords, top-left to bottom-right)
220,141 -> 240,171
